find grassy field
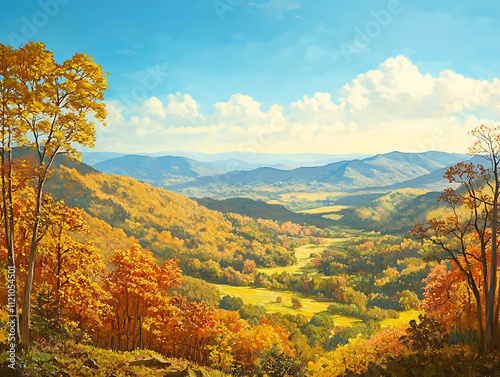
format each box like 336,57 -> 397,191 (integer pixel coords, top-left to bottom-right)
267,199 -> 289,206
216,281 -> 420,327
256,238 -> 345,277
298,205 -> 351,214
217,234 -> 422,330
219,238 -> 362,324
215,283 -> 360,325
380,309 -> 422,328
279,192 -> 347,202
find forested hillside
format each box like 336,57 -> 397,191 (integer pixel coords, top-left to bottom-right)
336,189 -> 443,234
49,165 -> 308,268
94,154 -> 223,186
196,197 -> 335,228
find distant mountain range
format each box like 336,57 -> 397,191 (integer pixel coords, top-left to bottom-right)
9,145 -> 490,241
173,151 -> 470,192
83,151 -> 373,170
88,150 -> 471,196
10,147 -> 483,235
94,155 -> 223,186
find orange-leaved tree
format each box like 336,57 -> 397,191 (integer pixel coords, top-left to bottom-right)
0,41 -> 107,346
420,264 -> 477,335
106,245 -> 182,351
410,124 -> 500,353
35,199 -> 110,332
0,158 -> 38,342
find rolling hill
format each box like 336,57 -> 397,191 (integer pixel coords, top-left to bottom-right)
89,151 -> 470,199
336,189 -> 443,234
173,151 -> 470,197
94,154 -> 223,186
84,151 -> 375,171
45,161 -> 312,268
196,197 -> 335,228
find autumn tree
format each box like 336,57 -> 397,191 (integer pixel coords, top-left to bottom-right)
0,41 -> 107,346
35,199 -> 110,332
106,245 -> 182,351
410,124 -> 500,353
0,158 -> 37,342
421,264 -> 477,335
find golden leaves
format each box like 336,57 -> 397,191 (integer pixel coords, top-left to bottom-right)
0,42 -> 107,161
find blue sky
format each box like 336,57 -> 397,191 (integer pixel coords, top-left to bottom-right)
1,0 -> 500,154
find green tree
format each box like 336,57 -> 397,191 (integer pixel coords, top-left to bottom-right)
220,295 -> 244,311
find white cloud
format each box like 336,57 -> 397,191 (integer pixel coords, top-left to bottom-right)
144,97 -> 165,117
143,93 -> 203,126
213,94 -> 267,121
165,93 -> 200,118
340,56 -> 434,113
94,56 -> 500,155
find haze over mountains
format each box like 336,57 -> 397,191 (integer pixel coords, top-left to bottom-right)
88,150 -> 470,194
85,151 -> 372,170
94,155 -> 223,186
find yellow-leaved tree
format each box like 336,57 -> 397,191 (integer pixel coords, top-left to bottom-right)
0,41 -> 107,347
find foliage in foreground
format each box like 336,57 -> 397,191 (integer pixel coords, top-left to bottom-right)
0,338 -> 230,377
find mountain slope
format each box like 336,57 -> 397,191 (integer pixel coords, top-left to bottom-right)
381,168 -> 453,191
337,189 -> 443,234
176,151 -> 469,194
11,146 -> 98,176
48,164 -> 303,268
81,151 -> 127,166
196,197 -> 335,228
94,154 -> 222,186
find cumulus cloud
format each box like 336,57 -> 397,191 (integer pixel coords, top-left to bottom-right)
144,93 -> 201,120
213,94 -> 267,122
93,56 -> 500,155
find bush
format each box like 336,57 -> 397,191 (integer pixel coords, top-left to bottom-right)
31,289 -> 61,339
327,303 -> 363,318
400,314 -> 450,352
362,306 -> 398,322
239,304 -> 266,324
219,295 -> 244,311
291,296 -> 303,309
257,347 -> 303,376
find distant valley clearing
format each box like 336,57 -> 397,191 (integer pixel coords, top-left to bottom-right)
279,192 -> 347,202
214,283 -> 358,323
256,238 -> 345,276
298,205 -> 351,214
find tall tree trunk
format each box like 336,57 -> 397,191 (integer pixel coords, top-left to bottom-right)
139,305 -> 145,350
139,318 -> 143,350
20,176 -> 44,347
125,288 -> 131,351
55,242 -> 62,325
486,161 -> 499,351
116,311 -> 122,351
470,278 -> 485,353
20,148 -> 58,347
132,304 -> 139,350
2,147 -> 20,346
